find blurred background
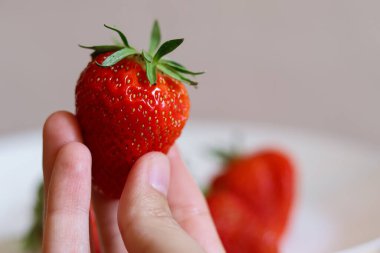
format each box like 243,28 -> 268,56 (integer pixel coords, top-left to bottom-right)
1,1 -> 380,252
1,0 -> 379,145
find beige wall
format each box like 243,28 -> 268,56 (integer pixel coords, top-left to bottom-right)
1,0 -> 379,144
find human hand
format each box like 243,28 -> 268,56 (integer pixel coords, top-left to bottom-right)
41,111 -> 225,253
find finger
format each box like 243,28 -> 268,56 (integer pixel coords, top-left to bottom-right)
167,146 -> 225,253
92,191 -> 126,253
43,111 -> 82,207
118,152 -> 206,253
42,142 -> 92,253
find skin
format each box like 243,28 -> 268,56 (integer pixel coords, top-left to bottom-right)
41,111 -> 225,253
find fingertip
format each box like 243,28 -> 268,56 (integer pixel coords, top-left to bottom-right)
133,152 -> 170,195
56,142 -> 92,175
133,151 -> 169,171
118,151 -> 171,224
44,111 -> 73,132
43,111 -> 82,142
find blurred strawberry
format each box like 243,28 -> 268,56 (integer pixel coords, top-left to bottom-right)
207,149 -> 295,252
207,190 -> 278,253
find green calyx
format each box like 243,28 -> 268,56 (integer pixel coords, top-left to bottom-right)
79,20 -> 203,86
212,149 -> 240,164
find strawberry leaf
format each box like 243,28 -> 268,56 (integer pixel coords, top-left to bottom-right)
153,39 -> 184,63
211,148 -> 239,164
161,60 -> 204,76
149,20 -> 161,55
160,59 -> 185,68
158,64 -> 198,86
80,22 -> 203,87
99,47 -> 137,67
104,24 -> 130,48
79,44 -> 124,57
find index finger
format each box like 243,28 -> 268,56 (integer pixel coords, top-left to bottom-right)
167,146 -> 225,253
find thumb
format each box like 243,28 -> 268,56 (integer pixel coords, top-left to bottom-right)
118,152 -> 205,253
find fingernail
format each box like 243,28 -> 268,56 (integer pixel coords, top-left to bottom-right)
147,153 -> 170,196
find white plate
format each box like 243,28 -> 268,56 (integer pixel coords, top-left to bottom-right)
0,121 -> 379,253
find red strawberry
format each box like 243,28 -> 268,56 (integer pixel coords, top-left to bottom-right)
207,190 -> 278,253
89,205 -> 101,253
207,149 -> 295,252
211,150 -> 295,238
76,21 -> 203,198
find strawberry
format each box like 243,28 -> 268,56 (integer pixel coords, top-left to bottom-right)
207,190 -> 278,253
76,21 -> 203,198
89,205 -> 101,253
207,149 -> 295,252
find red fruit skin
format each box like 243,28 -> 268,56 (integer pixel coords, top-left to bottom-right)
207,190 -> 279,253
76,53 -> 190,198
90,205 -> 101,253
211,150 -> 295,240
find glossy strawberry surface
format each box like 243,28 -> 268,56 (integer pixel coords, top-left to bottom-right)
76,53 -> 190,198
